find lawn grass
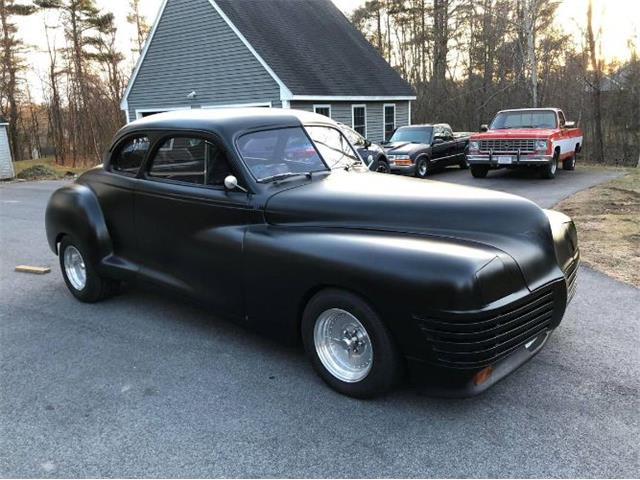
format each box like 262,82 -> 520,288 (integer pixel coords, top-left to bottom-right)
556,167 -> 640,287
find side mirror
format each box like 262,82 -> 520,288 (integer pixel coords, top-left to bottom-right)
433,137 -> 444,145
565,121 -> 576,128
224,175 -> 247,193
480,124 -> 489,132
363,138 -> 372,148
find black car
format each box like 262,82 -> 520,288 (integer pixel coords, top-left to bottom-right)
45,109 -> 579,398
338,123 -> 390,173
384,124 -> 469,178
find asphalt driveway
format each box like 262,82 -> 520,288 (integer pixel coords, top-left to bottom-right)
1,168 -> 638,478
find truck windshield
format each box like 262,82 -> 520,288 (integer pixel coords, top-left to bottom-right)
490,110 -> 557,129
389,127 -> 433,144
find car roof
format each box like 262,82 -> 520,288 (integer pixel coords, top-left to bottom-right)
116,108 -> 336,140
397,123 -> 449,128
497,108 -> 561,113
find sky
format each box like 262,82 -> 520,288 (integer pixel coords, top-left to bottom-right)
14,0 -> 640,101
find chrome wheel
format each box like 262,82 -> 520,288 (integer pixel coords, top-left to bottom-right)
313,308 -> 373,383
63,245 -> 86,291
551,156 -> 558,175
418,160 -> 428,177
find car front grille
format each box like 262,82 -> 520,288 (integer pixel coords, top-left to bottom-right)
565,255 -> 579,302
414,285 -> 558,369
479,139 -> 536,153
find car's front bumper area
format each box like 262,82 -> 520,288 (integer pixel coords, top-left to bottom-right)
406,277 -> 571,397
389,163 -> 416,175
468,153 -> 553,167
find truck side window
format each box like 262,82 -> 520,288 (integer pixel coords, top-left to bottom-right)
558,111 -> 566,127
111,136 -> 150,176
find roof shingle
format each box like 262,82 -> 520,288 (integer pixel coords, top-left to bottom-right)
214,0 -> 415,97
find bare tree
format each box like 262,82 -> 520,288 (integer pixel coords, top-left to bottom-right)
126,0 -> 149,55
0,0 -> 35,160
585,0 -> 604,163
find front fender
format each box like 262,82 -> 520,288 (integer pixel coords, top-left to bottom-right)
45,183 -> 113,265
244,226 -> 527,354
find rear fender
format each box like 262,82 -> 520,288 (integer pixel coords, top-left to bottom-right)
45,184 -> 113,266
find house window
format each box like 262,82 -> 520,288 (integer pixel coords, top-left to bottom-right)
384,104 -> 396,141
352,105 -> 366,137
313,105 -> 331,118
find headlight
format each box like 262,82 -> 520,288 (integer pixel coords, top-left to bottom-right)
389,155 -> 412,165
469,141 -> 479,151
535,140 -> 548,152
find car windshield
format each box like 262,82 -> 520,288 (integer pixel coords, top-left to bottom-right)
490,110 -> 557,129
237,127 -> 329,182
389,127 -> 433,144
304,126 -> 363,170
340,125 -> 366,147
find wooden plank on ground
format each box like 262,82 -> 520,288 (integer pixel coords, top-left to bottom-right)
15,265 -> 51,275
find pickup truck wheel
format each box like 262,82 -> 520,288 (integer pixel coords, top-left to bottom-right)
541,152 -> 559,179
302,289 -> 403,398
375,159 -> 390,174
59,236 -> 119,303
415,157 -> 429,178
563,153 -> 576,171
470,164 -> 489,178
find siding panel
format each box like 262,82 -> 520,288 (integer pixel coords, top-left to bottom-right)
291,101 -> 411,143
0,125 -> 14,180
127,0 -> 280,120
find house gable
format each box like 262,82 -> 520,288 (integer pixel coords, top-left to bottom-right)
123,0 -> 284,121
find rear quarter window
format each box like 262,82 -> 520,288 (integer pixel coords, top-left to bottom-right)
111,136 -> 150,176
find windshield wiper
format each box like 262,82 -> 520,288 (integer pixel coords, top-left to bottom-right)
257,172 -> 312,184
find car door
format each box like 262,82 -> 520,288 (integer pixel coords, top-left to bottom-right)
134,131 -> 254,320
92,134 -> 150,264
430,125 -> 449,164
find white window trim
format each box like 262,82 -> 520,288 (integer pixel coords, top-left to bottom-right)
135,106 -> 191,120
313,104 -> 332,118
352,104 -> 367,138
293,95 -> 416,101
201,102 -> 272,109
383,103 -> 396,141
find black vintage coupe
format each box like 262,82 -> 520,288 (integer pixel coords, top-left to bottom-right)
45,109 -> 579,398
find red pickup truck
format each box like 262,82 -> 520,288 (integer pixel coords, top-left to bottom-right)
467,108 -> 583,179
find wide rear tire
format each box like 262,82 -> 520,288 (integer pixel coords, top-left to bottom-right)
563,153 -> 576,171
301,289 -> 403,398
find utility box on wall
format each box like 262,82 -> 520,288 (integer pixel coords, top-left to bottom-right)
0,119 -> 15,180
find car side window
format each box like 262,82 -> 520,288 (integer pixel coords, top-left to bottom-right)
111,136 -> 150,176
443,126 -> 454,140
148,136 -> 233,187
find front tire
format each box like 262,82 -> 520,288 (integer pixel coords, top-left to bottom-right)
375,159 -> 390,174
541,151 -> 559,179
59,236 -> 119,303
470,164 -> 489,178
414,157 -> 429,179
301,289 -> 403,398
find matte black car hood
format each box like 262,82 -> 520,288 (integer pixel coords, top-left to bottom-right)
265,171 -> 560,291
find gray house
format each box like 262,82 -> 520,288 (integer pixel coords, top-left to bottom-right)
121,0 -> 416,143
0,118 -> 15,180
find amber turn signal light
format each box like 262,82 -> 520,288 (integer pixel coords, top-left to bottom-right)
473,366 -> 493,386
